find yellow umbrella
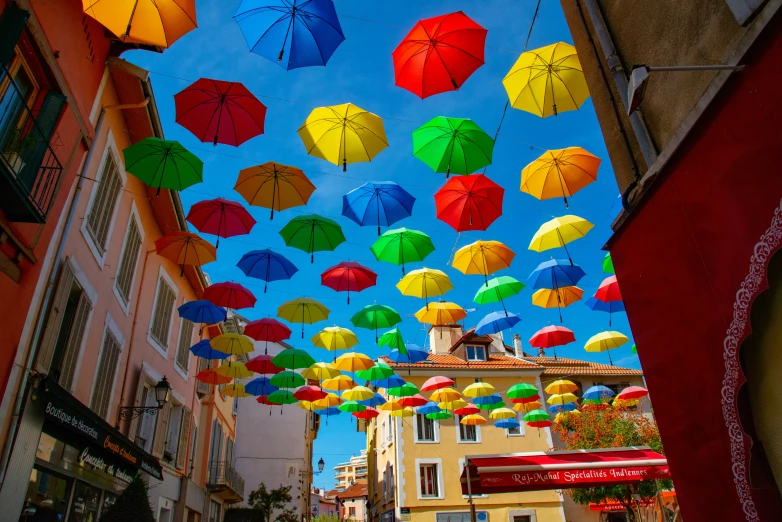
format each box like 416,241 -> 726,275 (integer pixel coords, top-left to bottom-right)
83,0 -> 197,48
390,407 -> 416,418
333,352 -> 375,372
311,326 -> 359,360
555,410 -> 581,423
460,414 -> 487,426
531,287 -> 584,309
379,400 -> 404,412
214,362 -> 253,379
415,302 -> 466,326
301,363 -> 341,381
342,386 -> 375,402
322,375 -> 356,391
584,331 -> 630,365
210,333 -> 255,356
513,400 -> 542,413
439,399 -> 468,411
462,382 -> 497,398
521,147 -> 601,208
545,379 -> 578,395
613,398 -> 640,409
396,268 -> 453,309
529,215 -> 594,265
547,393 -> 579,405
298,103 -> 388,171
489,407 -> 517,420
429,388 -> 462,403
298,400 -> 326,412
502,42 -> 589,118
221,383 -> 252,398
277,298 -> 330,338
314,393 -> 343,408
452,241 -> 515,285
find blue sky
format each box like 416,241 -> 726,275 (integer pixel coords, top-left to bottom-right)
126,0 -> 636,491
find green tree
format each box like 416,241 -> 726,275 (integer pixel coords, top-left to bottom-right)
98,474 -> 155,522
247,484 -> 298,522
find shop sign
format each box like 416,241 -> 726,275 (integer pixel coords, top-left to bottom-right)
479,465 -> 670,492
78,447 -> 135,483
399,508 -> 410,521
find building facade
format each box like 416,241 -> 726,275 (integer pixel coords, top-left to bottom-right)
558,1 -> 782,520
333,482 -> 368,522
334,450 -> 369,491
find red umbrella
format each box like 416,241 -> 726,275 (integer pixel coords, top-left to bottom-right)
527,420 -> 552,429
186,198 -> 256,247
257,395 -> 274,405
353,407 -> 380,420
529,326 -> 576,359
454,404 -> 480,416
245,354 -> 283,375
195,369 -> 231,385
294,385 -> 328,402
582,402 -> 610,412
321,261 -> 378,304
594,275 -> 622,302
421,376 -> 455,392
434,174 -> 504,232
510,394 -> 540,404
245,318 -> 292,354
616,386 -> 649,401
203,282 -> 256,309
174,78 -> 267,146
398,394 -> 428,408
392,12 -> 487,99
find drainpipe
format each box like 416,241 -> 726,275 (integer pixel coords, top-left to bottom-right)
0,97 -> 150,487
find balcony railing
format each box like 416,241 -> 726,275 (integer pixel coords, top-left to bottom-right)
207,460 -> 245,503
0,66 -> 63,223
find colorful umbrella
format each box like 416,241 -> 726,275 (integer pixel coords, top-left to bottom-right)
473,393 -> 503,406
523,409 -> 550,423
631,343 -> 637,354
189,340 -> 231,360
279,214 -> 346,263
123,138 -> 203,195
473,276 -> 525,313
155,232 -> 216,276
426,411 -> 452,421
412,117 -> 494,177
314,407 -> 342,419
256,395 -> 274,406
548,403 -> 577,413
234,162 -> 316,220
210,333 -> 254,356
301,363 -> 341,382
387,348 -> 429,365
434,174 -> 504,232
342,386 -> 375,402
333,352 -> 375,373
272,348 -> 316,370
494,419 -> 521,430
370,228 -> 435,275
245,377 -> 279,396
298,103 -> 388,171
268,390 -> 298,405
321,262 -> 377,304
545,380 -> 578,395
311,327 -> 359,358
379,400 -> 404,412
350,304 -> 402,341
377,328 -> 405,352
392,12 -> 486,99
452,240 -> 515,285
513,401 -> 543,413
439,398 -> 468,412
237,250 -> 298,294
489,407 -> 517,420
178,300 -> 226,326
353,407 -> 380,420
463,382 -> 496,398
186,198 -> 256,247
82,0 -> 197,48
475,311 -> 521,336
342,182 -> 416,235
398,394 -> 427,408
233,0 -> 345,70
511,395 -> 541,405
174,78 -> 266,146
298,400 -> 325,412
388,383 -> 420,398
460,414 -> 487,425
529,215 -> 594,265
584,331 -> 630,365
245,354 -> 283,375
244,318 -> 292,354
355,363 -> 394,383
294,385 -> 328,402
454,404 -> 480,416
322,375 -> 356,391
338,401 -> 367,413
277,298 -> 330,338
616,386 -> 649,401
221,383 -> 252,398
417,401 -> 442,415
532,287 -> 583,309
390,407 -> 416,418
583,385 -> 615,401
397,268 -> 453,309
415,302 -> 466,326
314,393 -> 344,409
507,383 -> 539,400
371,375 -> 406,390
529,325 -> 575,358
527,259 -> 586,290
603,253 -> 615,274
421,376 -> 454,392
503,42 -> 589,117
203,282 -> 257,310
584,297 -> 626,327
270,371 -> 306,389
595,275 -> 622,302
215,362 -> 253,379
547,393 -> 579,405
520,147 -> 601,207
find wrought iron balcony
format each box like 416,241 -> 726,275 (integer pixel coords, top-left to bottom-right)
207,460 -> 245,503
0,66 -> 63,223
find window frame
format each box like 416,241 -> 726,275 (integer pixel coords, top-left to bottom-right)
0,46 -> 41,138
455,415 -> 481,444
466,345 -> 487,361
162,399 -> 184,467
415,459 -> 444,500
112,201 -> 145,314
507,412 -> 527,437
147,266 -> 179,358
88,311 -> 125,420
174,315 -> 195,378
414,413 -> 439,444
507,509 -> 537,522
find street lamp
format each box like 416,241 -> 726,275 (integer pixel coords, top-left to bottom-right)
314,457 -> 325,475
119,377 -> 171,420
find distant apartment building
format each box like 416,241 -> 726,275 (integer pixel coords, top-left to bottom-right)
333,450 -> 368,490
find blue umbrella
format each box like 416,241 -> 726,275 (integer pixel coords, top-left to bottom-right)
246,377 -> 279,396
548,403 -> 578,414
370,375 -> 406,389
189,340 -> 231,360
494,419 -> 520,430
237,249 -> 298,293
387,348 -> 429,364
233,0 -> 346,70
583,385 -> 615,401
475,311 -> 521,335
314,406 -> 342,424
360,393 -> 387,407
527,259 -> 586,290
179,300 -> 227,326
584,297 -> 626,326
342,182 -> 416,235
473,393 -> 503,406
417,401 -> 442,415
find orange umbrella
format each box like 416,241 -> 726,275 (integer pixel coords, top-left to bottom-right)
83,0 -> 197,48
195,369 -> 231,385
155,231 -> 216,275
235,162 -> 316,220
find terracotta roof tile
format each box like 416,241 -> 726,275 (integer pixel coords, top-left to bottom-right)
334,483 -> 368,499
382,353 -> 542,369
523,356 -> 643,376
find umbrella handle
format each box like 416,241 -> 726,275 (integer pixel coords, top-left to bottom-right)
343,159 -> 347,172
278,49 -> 285,62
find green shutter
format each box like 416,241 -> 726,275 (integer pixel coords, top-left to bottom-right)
35,91 -> 66,142
0,5 -> 29,70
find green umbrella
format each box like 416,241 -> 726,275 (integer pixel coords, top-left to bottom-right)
123,137 -> 203,195
279,214 -> 346,263
351,304 -> 402,342
268,390 -> 298,405
338,400 -> 367,413
370,228 -> 435,275
507,383 -> 539,400
412,117 -> 494,178
356,363 -> 395,382
272,348 -> 316,370
523,409 -> 550,423
602,253 -> 615,274
478,401 -> 505,411
631,343 -> 637,354
377,328 -> 406,353
426,411 -> 452,420
473,276 -> 525,314
270,371 -> 306,389
387,382 -> 418,398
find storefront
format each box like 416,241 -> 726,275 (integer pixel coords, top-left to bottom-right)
16,376 -> 163,521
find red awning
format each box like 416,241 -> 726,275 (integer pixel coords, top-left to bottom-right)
461,447 -> 670,494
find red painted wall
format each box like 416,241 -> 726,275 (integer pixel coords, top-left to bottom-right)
611,14 -> 782,522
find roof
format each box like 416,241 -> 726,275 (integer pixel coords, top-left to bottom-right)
523,356 -> 643,376
382,353 -> 542,370
334,483 -> 368,499
449,328 -> 493,351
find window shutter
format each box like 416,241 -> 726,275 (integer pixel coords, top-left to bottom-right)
58,291 -> 92,391
36,259 -> 75,373
115,217 -> 142,304
128,368 -> 149,440
90,329 -> 121,419
151,401 -> 171,458
176,319 -> 194,371
34,91 -> 66,143
0,5 -> 29,69
150,279 -> 175,348
176,406 -> 191,470
85,154 -> 122,253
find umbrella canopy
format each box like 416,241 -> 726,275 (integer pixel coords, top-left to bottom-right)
511,394 -> 541,404
371,228 -> 435,275
520,147 -> 601,207
527,259 -> 586,290
203,282 -> 257,309
279,214 -> 346,263
439,398 -> 468,412
342,386 -> 375,402
545,380 -> 579,395
460,414 -> 488,425
311,326 -> 359,355
547,393 -> 579,405
503,42 -> 589,117
455,404 -> 480,416
392,12 -> 486,99
473,276 -> 525,309
463,382 -> 497,398
379,400 -> 404,412
473,393 -> 504,406
301,362 -> 341,382
215,362 -> 253,379
237,249 -> 298,293
532,286 -> 584,309
123,138 -> 203,195
314,407 -> 342,418
398,394 -> 427,408
616,386 -> 649,401
397,268 -> 453,308
221,383 -> 252,398
233,0 -> 345,70
298,103 -> 388,171
603,253 -> 615,274
321,262 -> 377,304
155,232 -> 216,275
388,383 -> 420,398
595,275 -> 622,302
507,383 -> 539,400
523,409 -> 550,423
235,162 -> 316,220
82,0 -> 197,48
371,374 -> 406,390
294,385 -> 328,402
417,402 -> 442,415
489,407 -> 517,420
322,375 -> 356,391
186,198 -> 256,247
387,348 -> 429,364
174,78 -> 266,147
585,297 -> 626,314
178,300 -> 226,325
514,401 -> 543,413
189,340 -> 231,360
245,377 -> 279,396
350,304 -> 402,341
353,407 -> 380,420
245,354 -> 283,375
631,344 -> 637,354
452,240 -> 515,284
529,326 -> 575,358
272,348 -> 316,370
415,302 -> 466,326
495,418 -> 521,430
298,400 -> 325,412
412,117 -> 494,176
390,407 -> 416,418
210,333 -> 255,356
583,385 -> 615,401
474,311 -> 521,336
548,403 -> 578,413
245,319 -> 292,354
377,328 -> 405,351
430,388 -> 462,403
277,298 -> 330,337
268,390 -> 298,405
435,174 -> 504,232
529,215 -> 594,264
196,370 -> 231,385
270,371 -> 306,389
333,352 -> 375,373
338,401 -> 367,413
584,331 -> 630,365
421,376 -> 454,392
426,411 -> 452,420
314,393 -> 344,409
342,182 -> 416,235
355,363 -> 394,382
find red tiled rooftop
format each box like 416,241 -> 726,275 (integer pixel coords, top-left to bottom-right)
523,356 -> 643,376
333,483 -> 368,499
382,353 -> 543,369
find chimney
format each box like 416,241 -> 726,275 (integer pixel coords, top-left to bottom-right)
429,325 -> 462,354
512,334 -> 524,358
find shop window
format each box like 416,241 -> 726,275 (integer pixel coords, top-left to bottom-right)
68,481 -> 101,522
21,467 -> 69,520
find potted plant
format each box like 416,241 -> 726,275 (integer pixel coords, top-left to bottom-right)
5,127 -> 36,174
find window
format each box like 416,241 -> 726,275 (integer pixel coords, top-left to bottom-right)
209,500 -> 221,522
175,318 -> 194,372
466,346 -> 486,361
90,327 -> 121,419
189,425 -> 198,476
508,510 -> 537,522
415,414 -> 437,442
149,276 -> 176,350
135,384 -> 158,452
456,415 -> 479,442
389,465 -> 395,499
513,517 -> 531,522
348,507 -> 356,517
418,463 -> 440,498
163,403 -> 183,466
114,215 -> 142,305
85,152 -> 122,253
507,413 -> 526,436
381,421 -> 386,445
196,357 -> 212,396
724,0 -> 766,24
232,395 -> 239,415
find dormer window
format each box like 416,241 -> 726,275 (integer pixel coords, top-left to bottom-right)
466,346 -> 487,361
